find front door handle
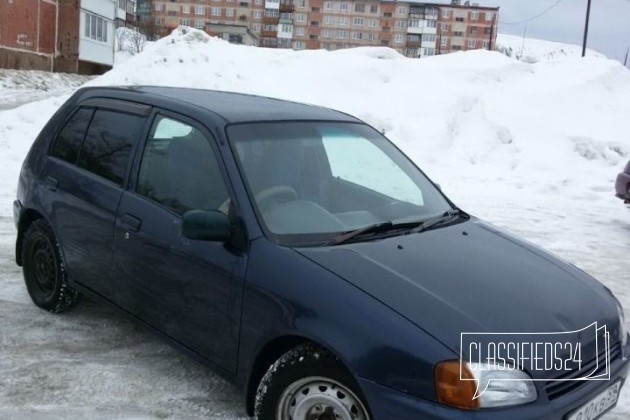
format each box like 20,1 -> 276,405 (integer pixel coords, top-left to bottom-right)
121,213 -> 142,233
45,176 -> 58,191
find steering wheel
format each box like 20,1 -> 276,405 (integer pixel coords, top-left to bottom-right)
255,186 -> 298,211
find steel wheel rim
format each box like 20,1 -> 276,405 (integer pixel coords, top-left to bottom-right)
30,237 -> 57,298
277,376 -> 369,420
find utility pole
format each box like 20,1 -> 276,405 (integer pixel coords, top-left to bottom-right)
582,0 -> 592,57
625,46 -> 629,67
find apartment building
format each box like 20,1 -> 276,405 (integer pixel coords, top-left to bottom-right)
0,0 -> 121,73
150,0 -> 499,57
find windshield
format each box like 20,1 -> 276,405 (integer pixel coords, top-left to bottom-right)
227,122 -> 453,246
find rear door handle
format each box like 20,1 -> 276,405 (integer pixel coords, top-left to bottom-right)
120,213 -> 142,233
45,176 -> 58,191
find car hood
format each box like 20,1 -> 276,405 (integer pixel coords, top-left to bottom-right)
296,218 -> 618,355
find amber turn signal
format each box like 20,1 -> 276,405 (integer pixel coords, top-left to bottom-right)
435,360 -> 480,410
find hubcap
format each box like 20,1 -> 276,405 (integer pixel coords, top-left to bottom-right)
278,377 -> 369,420
30,237 -> 57,297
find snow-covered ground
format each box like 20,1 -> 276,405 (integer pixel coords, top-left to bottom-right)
1,28 -> 629,418
0,70 -> 90,110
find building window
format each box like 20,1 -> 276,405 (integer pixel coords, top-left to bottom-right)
311,21 -> 319,26
323,29 -> 332,38
195,5 -> 205,15
325,15 -> 333,24
297,0 -> 306,8
395,20 -> 406,29
408,19 -> 419,28
453,31 -> 463,37
485,12 -> 494,21
441,36 -> 448,46
311,6 -> 320,12
427,20 -> 437,28
296,13 -> 306,22
182,5 -> 190,14
424,47 -> 435,56
397,7 -> 406,15
211,7 -> 220,16
294,40 -> 304,49
469,26 -> 478,34
441,23 -> 449,32
84,12 -> 109,43
337,30 -> 346,39
455,17 -> 464,22
355,3 -> 365,13
383,12 -> 392,17
484,27 -> 492,34
369,19 -> 377,27
195,19 -> 204,28
325,1 -> 333,11
470,11 -> 479,20
181,18 -> 190,26
442,9 -> 450,18
255,0 -> 263,4
253,10 -> 262,19
226,8 -> 234,17
353,17 -> 364,26
394,33 -> 404,43
154,2 -> 163,11
352,31 -> 362,40
467,39 -> 476,48
339,17 -> 347,26
422,33 -> 435,42
296,27 -> 305,36
366,32 -> 375,41
370,4 -> 377,13
340,2 -> 348,12
483,40 -> 490,49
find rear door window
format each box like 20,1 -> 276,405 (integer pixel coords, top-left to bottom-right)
78,109 -> 144,185
51,108 -> 94,164
136,115 -> 229,215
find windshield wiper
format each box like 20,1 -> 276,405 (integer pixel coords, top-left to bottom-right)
405,209 -> 467,235
328,221 -> 422,246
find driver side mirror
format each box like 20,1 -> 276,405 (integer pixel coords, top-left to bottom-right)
182,210 -> 231,242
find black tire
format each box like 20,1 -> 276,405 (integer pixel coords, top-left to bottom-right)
22,219 -> 81,313
254,343 -> 371,420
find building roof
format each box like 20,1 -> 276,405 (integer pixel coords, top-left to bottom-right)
402,1 -> 500,11
88,86 -> 360,124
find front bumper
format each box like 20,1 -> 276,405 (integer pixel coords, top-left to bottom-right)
359,348 -> 629,420
615,172 -> 630,202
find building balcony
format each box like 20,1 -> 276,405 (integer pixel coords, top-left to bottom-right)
263,16 -> 280,24
407,40 -> 422,48
279,13 -> 292,23
261,29 -> 278,37
279,1 -> 295,13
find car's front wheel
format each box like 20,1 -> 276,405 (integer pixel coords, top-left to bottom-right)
255,343 -> 371,420
22,219 -> 80,313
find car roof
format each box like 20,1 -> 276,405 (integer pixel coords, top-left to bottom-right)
81,86 -> 360,124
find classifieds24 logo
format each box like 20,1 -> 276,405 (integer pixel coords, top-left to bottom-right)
460,322 -> 611,400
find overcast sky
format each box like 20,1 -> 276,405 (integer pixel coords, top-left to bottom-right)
477,0 -> 630,62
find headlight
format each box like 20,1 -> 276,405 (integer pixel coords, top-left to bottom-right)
615,299 -> 627,347
435,360 -> 537,410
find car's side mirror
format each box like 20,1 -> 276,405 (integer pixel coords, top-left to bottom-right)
182,210 -> 231,242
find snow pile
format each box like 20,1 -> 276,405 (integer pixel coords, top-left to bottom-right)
497,33 -> 604,63
0,69 -> 90,109
90,27 -> 630,203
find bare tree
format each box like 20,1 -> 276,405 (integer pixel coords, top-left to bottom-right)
127,30 -> 147,54
115,28 -> 129,52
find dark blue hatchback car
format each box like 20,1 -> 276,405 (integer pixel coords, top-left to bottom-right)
14,86 -> 629,419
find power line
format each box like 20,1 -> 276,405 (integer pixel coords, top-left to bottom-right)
500,0 -> 565,26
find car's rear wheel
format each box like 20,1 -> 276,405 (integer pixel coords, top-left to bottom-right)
22,219 -> 80,313
255,343 -> 371,420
